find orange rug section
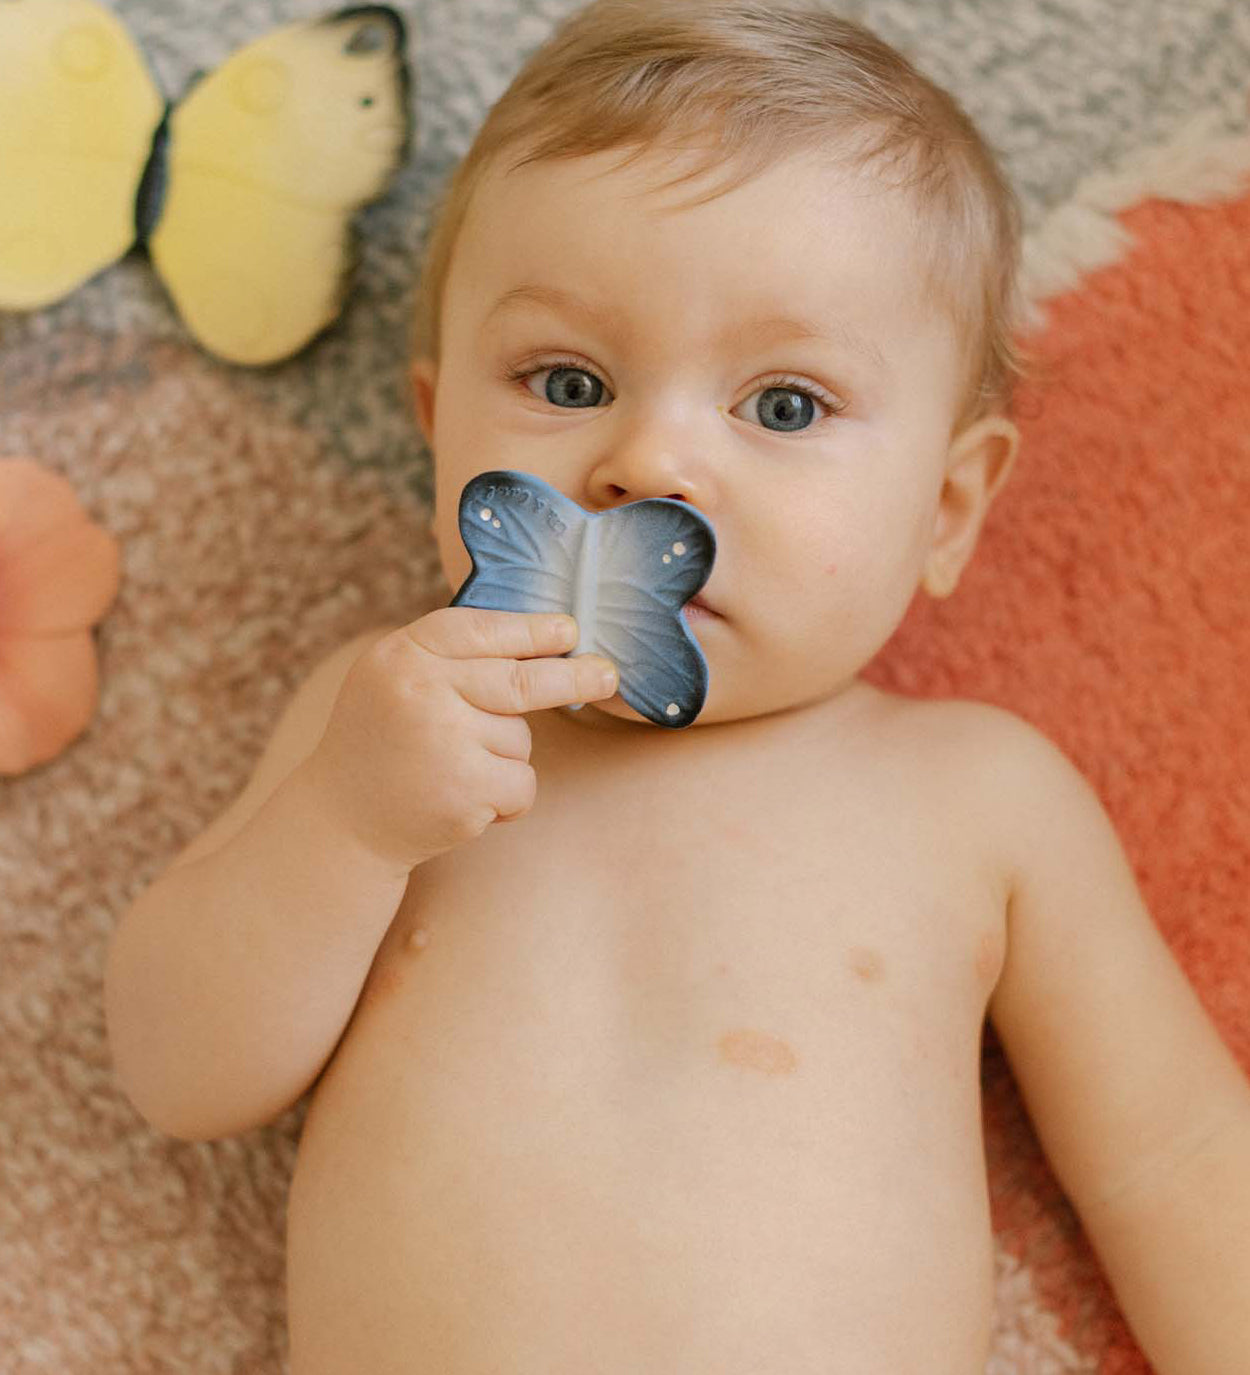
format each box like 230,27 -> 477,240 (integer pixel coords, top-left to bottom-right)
868,182 -> 1250,1367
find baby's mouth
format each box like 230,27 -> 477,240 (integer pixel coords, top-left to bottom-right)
682,595 -> 721,621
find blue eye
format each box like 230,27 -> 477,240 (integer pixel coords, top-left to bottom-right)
733,376 -> 844,433
508,360 -> 842,429
540,366 -> 606,409
754,386 -> 816,433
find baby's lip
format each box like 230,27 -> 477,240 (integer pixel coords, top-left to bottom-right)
685,593 -> 721,617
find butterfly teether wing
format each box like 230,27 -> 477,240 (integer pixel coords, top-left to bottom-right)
149,7 -> 411,364
587,498 -> 716,726
451,471 -> 717,729
0,0 -> 164,308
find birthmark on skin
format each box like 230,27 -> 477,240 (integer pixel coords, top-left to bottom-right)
847,945 -> 886,983
407,927 -> 431,956
717,1028 -> 799,1077
824,561 -> 838,576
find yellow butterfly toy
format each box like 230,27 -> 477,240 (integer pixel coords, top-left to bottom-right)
0,1 -> 412,364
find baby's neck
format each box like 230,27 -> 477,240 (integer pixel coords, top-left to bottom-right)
544,675 -> 883,749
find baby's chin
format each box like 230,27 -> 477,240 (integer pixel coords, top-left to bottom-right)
557,695 -> 660,733
557,668 -> 879,735
557,689 -> 757,733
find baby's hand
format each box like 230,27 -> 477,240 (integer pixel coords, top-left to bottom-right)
299,609 -> 617,870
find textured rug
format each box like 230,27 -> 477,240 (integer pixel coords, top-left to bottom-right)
2,1 -> 1249,1371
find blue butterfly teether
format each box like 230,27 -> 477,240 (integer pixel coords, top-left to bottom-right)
451,470 -> 716,728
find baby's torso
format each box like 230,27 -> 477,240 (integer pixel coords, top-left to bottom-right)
286,687 -> 1010,1374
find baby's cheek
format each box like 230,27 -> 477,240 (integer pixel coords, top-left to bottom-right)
432,517 -> 471,591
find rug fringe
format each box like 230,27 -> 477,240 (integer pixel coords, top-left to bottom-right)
1020,106 -> 1250,331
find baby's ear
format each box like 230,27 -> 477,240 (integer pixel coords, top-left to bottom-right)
921,414 -> 1019,599
410,357 -> 437,446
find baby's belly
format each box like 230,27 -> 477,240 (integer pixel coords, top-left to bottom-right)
286,900 -> 996,1375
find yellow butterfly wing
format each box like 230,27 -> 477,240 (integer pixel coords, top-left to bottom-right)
149,7 -> 411,365
0,0 -> 164,308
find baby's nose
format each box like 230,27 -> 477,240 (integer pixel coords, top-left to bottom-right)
604,482 -> 689,504
587,427 -> 708,509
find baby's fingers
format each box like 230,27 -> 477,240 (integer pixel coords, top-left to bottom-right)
407,607 -> 579,660
483,755 -> 538,824
459,654 -> 618,716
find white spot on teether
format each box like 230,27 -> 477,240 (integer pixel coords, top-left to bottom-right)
666,703 -> 680,717
493,519 -> 502,528
672,542 -> 686,556
662,553 -> 672,564
480,507 -> 492,520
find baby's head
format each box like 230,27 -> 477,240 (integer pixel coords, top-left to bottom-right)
410,0 -> 1031,729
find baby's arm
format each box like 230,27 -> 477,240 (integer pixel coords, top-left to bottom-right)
105,611 -> 617,1143
105,626 -> 407,1141
980,708 -> 1250,1374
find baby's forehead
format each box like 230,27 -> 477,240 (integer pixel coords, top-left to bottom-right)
461,146 -> 951,342
479,136 -> 914,215
468,143 -> 928,283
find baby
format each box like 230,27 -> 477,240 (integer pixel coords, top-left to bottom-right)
105,2 -> 1250,1371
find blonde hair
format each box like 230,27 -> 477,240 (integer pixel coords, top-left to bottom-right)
413,0 -> 1034,433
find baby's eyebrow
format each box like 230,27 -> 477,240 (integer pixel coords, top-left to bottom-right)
721,312 -> 889,375
484,282 -> 890,377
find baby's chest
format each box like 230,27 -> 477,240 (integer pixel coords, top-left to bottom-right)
368,737 -> 1004,1093
298,713 -> 1010,1366
337,760 -> 1004,1282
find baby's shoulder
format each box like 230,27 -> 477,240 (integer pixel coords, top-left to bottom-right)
872,688 -> 1037,758
890,693 -> 1095,877
882,690 -> 1057,766
876,690 -> 1076,837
